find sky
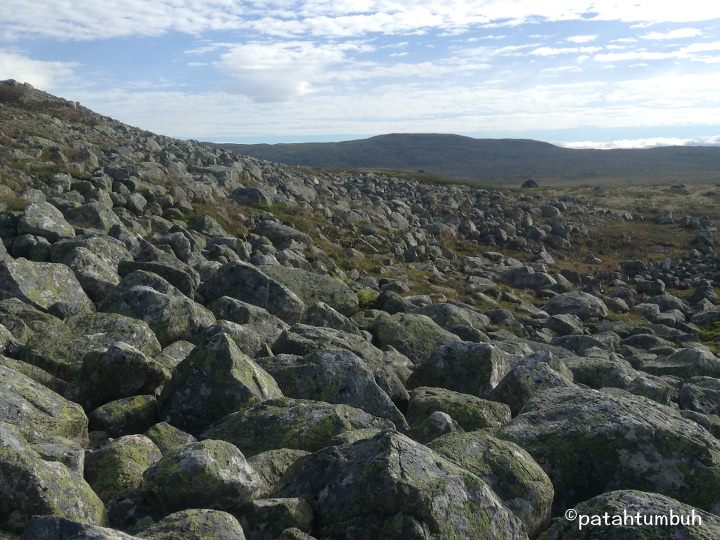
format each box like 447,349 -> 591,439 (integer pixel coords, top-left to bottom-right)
2,1 -> 720,148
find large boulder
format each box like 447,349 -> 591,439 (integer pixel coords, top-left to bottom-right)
160,333 -> 282,435
248,449 -> 310,498
0,364 -> 88,445
84,435 -> 162,503
104,271 -> 215,346
544,292 -> 608,321
429,431 -> 554,538
407,341 -> 512,397
74,342 -> 170,410
17,201 -> 75,242
273,324 -> 384,366
406,386 -> 511,430
410,302 -> 490,341
202,398 -> 394,457
239,498 -> 313,540
262,265 -> 359,316
489,354 -> 575,416
137,509 -> 246,540
257,349 -> 406,428
370,312 -> 461,364
62,246 -> 120,303
498,386 -> 720,515
640,347 -> 720,379
143,440 -> 261,515
0,422 -> 106,533
21,311 -> 161,380
20,516 -> 136,540
539,490 -> 720,539
201,261 -> 305,324
277,430 -> 527,539
0,258 -> 93,317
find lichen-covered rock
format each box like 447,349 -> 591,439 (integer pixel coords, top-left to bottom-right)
498,386 -> 720,515
143,440 -> 261,515
277,430 -> 527,539
370,312 -> 461,364
160,333 -> 282,435
145,423 -> 196,455
239,498 -> 313,540
408,411 -> 463,443
21,311 -> 161,379
407,341 -> 512,397
119,257 -> 200,299
89,395 -> 159,438
0,258 -> 93,318
640,347 -> 720,379
208,296 -> 289,344
406,386 -> 511,430
31,435 -> 85,477
257,349 -> 406,428
75,343 -> 170,410
262,265 -> 359,317
544,292 -> 608,321
429,431 -> 553,538
0,364 -> 88,445
18,201 -> 75,242
272,324 -> 384,366
301,301 -> 361,335
84,435 -> 162,503
562,354 -> 637,389
679,376 -> 720,416
63,202 -> 121,232
489,355 -> 575,416
20,515 -> 137,540
248,449 -> 310,499
202,398 -> 393,457
539,490 -> 720,539
137,508 -> 246,540
0,422 -> 106,533
104,271 -> 215,346
200,261 -> 305,324
410,302 -> 491,341
62,246 -> 120,303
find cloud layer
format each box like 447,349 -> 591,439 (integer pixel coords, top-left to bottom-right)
2,2 -> 720,145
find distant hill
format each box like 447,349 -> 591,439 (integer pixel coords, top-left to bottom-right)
212,133 -> 720,185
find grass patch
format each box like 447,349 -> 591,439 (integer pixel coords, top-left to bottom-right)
697,322 -> 720,353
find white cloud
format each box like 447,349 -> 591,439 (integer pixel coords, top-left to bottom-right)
566,34 -> 597,43
593,40 -> 720,63
4,1 -> 720,41
562,135 -> 720,149
642,27 -> 703,40
214,41 -> 347,101
0,49 -> 77,90
531,46 -> 602,56
64,67 -> 720,141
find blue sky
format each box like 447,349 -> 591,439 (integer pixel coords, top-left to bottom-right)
2,1 -> 720,148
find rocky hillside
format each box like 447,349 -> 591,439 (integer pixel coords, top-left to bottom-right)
1,79 -> 720,538
215,133 -> 720,185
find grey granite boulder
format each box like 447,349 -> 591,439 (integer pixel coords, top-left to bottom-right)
498,386 -> 720,515
257,349 -> 406,428
202,397 -> 393,457
539,490 -> 720,539
429,431 -> 553,538
0,258 -> 93,318
0,422 -> 106,532
143,440 -> 261,514
18,201 -> 75,241
277,430 -> 527,539
544,292 -> 608,321
201,261 -> 305,324
160,333 -> 282,435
